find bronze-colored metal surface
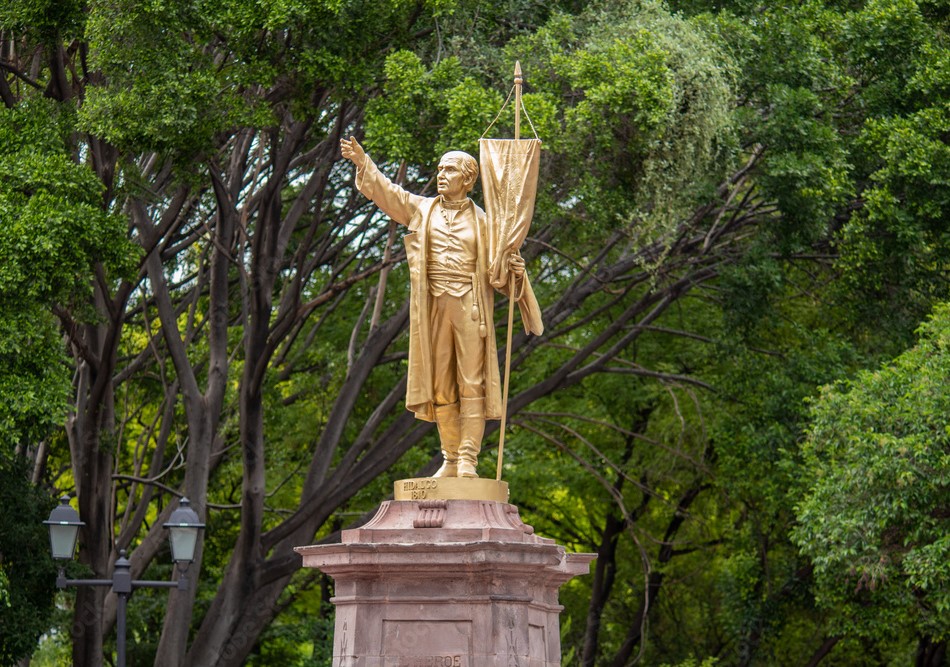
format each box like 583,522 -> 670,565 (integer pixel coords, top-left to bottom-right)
393,477 -> 509,502
338,63 -> 542,482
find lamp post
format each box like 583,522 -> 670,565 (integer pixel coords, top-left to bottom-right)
44,496 -> 205,667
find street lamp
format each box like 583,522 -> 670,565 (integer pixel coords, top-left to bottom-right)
43,496 -> 84,560
164,497 -> 203,564
44,496 -> 205,667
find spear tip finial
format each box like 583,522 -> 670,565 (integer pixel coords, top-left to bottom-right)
514,60 -> 523,85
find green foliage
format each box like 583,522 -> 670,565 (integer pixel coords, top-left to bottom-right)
0,0 -> 85,38
0,308 -> 70,452
701,0 -> 950,350
0,100 -> 131,306
80,0 -> 444,159
365,0 -> 736,256
844,0 -> 929,113
0,99 -> 134,452
0,87 -> 134,666
6,0 -> 950,664
563,30 -> 676,151
364,52 -> 494,164
690,4 -> 950,658
794,302 -> 950,641
837,102 -> 950,340
0,458 -> 58,665
757,84 -> 852,252
79,0 -> 242,156
509,1 -> 737,247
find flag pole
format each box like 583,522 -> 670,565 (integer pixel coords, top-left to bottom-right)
513,61 -> 522,140
496,61 -> 522,481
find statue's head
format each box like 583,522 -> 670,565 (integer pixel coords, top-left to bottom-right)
438,151 -> 479,197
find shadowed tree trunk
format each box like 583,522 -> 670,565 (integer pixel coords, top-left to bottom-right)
609,483 -> 709,667
581,409 -> 654,667
805,636 -> 841,667
916,637 -> 947,667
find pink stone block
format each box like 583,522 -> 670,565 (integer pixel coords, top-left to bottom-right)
296,500 -> 595,666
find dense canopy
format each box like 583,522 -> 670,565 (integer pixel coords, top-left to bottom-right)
1,0 -> 948,665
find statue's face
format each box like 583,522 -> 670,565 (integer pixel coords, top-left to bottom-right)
437,157 -> 473,200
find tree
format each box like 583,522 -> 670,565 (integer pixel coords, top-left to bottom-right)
0,459 -> 57,666
794,303 -> 950,666
0,87 -> 132,665
4,0 -> 950,664
4,0 -> 741,664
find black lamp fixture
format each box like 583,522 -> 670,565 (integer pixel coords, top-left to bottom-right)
43,496 -> 84,560
163,497 -> 205,564
43,495 -> 205,667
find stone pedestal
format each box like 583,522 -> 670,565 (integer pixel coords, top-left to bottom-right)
295,498 -> 594,667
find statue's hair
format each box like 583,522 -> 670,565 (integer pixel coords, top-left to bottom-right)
440,151 -> 479,189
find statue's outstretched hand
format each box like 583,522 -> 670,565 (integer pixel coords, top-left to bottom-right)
340,136 -> 366,168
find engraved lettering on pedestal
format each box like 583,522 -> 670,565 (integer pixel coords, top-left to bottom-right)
383,620 -> 472,666
402,480 -> 435,491
396,657 -> 463,666
413,498 -> 447,528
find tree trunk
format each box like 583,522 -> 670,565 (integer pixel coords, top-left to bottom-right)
917,637 -> 947,667
66,284 -> 127,666
581,426 -> 650,667
151,166 -> 236,667
581,511 -> 626,667
805,636 -> 841,667
609,483 -> 707,667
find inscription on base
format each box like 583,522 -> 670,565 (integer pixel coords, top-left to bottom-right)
403,479 -> 438,500
396,657 -> 462,667
383,620 -> 471,667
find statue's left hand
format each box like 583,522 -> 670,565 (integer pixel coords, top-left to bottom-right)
508,253 -> 525,279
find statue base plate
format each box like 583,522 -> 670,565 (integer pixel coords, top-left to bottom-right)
393,477 -> 508,502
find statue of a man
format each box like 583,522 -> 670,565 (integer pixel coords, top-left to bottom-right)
341,136 -> 537,478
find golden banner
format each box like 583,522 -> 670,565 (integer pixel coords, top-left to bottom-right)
479,138 -> 542,292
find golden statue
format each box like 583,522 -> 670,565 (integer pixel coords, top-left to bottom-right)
341,136 -> 541,478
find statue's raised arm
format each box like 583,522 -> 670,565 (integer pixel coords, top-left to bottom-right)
339,136 -> 426,227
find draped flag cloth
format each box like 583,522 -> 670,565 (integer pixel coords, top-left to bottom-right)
479,137 -> 544,335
